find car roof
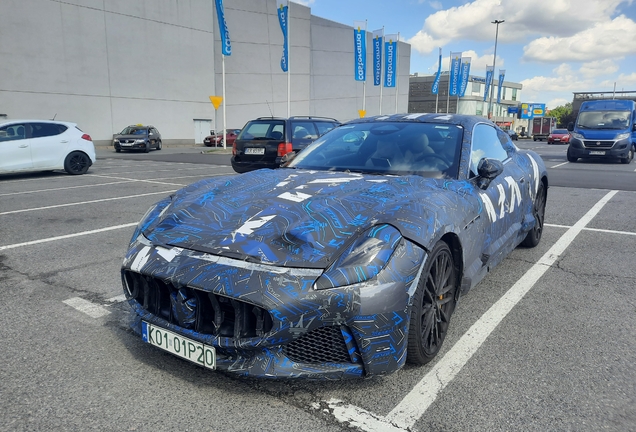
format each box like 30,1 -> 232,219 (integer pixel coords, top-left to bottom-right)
0,119 -> 77,127
345,113 -> 495,129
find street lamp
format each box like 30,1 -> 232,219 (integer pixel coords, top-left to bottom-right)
487,19 -> 504,120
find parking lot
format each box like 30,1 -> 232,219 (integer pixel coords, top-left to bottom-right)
1,144 -> 635,431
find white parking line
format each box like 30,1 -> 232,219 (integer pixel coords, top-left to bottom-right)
328,190 -> 619,431
0,190 -> 176,216
546,223 -> 636,236
63,297 -> 111,318
550,162 -> 568,168
90,174 -> 186,187
0,180 -> 135,196
106,294 -> 127,303
0,222 -> 138,250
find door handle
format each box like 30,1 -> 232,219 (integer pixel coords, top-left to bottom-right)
19,144 -> 28,148
60,140 -> 69,143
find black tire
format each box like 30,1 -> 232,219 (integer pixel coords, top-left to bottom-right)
566,147 -> 577,162
521,181 -> 546,248
64,151 -> 90,175
407,241 -> 458,365
144,142 -> 150,153
115,148 -> 121,153
156,140 -> 162,151
533,137 -> 537,141
620,146 -> 633,164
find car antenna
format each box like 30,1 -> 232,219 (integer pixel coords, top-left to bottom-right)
51,113 -> 57,120
265,100 -> 274,117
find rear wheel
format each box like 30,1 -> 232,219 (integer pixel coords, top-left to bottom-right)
521,181 -> 546,248
64,151 -> 90,175
620,146 -> 633,164
407,241 -> 458,365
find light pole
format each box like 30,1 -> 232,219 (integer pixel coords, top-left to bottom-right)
488,19 -> 504,120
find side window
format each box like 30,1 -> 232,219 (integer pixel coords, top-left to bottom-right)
291,122 -> 318,140
0,124 -> 27,141
469,123 -> 509,176
31,123 -> 67,138
316,122 -> 337,136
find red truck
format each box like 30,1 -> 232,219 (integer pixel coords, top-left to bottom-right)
532,117 -> 557,141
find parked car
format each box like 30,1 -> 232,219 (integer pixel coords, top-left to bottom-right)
113,125 -> 162,153
121,113 -> 548,379
231,116 -> 340,173
0,119 -> 96,175
204,128 -> 241,147
547,128 -> 570,145
507,129 -> 518,140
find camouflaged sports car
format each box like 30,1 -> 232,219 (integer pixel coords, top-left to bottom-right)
121,114 -> 548,379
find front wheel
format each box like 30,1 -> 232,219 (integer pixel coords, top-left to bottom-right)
567,147 -> 578,162
156,140 -> 162,151
620,146 -> 634,164
144,143 -> 150,153
407,241 -> 458,365
521,181 -> 546,248
64,151 -> 90,175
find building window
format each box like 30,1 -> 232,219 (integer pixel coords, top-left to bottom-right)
472,82 -> 481,93
512,88 -> 517,101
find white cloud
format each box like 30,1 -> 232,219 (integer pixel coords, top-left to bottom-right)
523,15 -> 636,62
579,60 -> 620,78
407,0 -> 627,55
546,98 -> 570,110
600,72 -> 636,88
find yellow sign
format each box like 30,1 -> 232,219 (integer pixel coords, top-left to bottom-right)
358,110 -> 366,118
209,96 -> 223,109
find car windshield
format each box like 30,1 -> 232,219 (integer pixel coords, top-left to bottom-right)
286,122 -> 462,179
121,127 -> 147,135
577,111 -> 630,130
551,129 -> 568,134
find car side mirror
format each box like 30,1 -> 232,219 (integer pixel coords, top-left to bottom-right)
476,158 -> 504,190
567,122 -> 574,132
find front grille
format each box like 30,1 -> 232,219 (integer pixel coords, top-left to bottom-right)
284,326 -> 359,364
124,271 -> 273,339
583,140 -> 614,149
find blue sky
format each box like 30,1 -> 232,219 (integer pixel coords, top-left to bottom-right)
295,0 -> 636,110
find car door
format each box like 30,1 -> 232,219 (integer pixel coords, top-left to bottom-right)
0,123 -> 34,173
469,123 -> 526,269
30,122 -> 69,169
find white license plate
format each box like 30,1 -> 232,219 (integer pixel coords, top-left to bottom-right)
245,148 -> 265,155
142,321 -> 216,369
589,150 -> 606,155
121,143 -> 132,146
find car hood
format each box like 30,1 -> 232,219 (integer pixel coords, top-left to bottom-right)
144,169 -> 462,269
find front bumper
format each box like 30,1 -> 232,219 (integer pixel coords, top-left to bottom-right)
568,138 -> 631,159
121,237 -> 426,379
114,141 -> 148,151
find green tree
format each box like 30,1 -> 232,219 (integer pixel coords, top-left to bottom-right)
549,103 -> 575,127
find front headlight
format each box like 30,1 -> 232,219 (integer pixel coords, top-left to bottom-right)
128,196 -> 174,245
134,139 -> 146,144
615,132 -> 630,140
571,132 -> 584,140
113,139 -> 120,144
314,224 -> 403,290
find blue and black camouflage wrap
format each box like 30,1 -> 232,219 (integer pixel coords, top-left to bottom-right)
121,114 -> 548,379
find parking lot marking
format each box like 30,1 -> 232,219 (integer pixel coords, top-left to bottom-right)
329,190 -> 619,431
63,297 -> 111,318
0,190 -> 176,216
90,174 -> 186,187
0,222 -> 138,251
547,223 -> 635,236
0,180 -> 135,197
106,294 -> 127,303
550,162 -> 568,168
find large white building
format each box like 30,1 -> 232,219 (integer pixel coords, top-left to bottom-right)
0,0 -> 411,146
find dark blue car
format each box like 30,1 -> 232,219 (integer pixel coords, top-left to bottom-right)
121,114 -> 548,379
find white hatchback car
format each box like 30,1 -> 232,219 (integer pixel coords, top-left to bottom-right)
0,120 -> 96,175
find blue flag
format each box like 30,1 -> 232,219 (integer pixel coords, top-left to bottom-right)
496,69 -> 506,103
431,48 -> 442,95
449,52 -> 462,96
278,3 -> 288,72
483,66 -> 494,101
353,21 -> 367,81
372,29 -> 383,86
384,34 -> 398,87
214,0 -> 231,56
458,57 -> 471,97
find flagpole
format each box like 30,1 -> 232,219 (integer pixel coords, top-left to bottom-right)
362,19 -> 367,115
446,51 -> 451,113
222,55 -> 227,149
435,47 -> 440,113
379,27 -> 384,115
287,1 -> 291,117
395,32 -> 399,114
